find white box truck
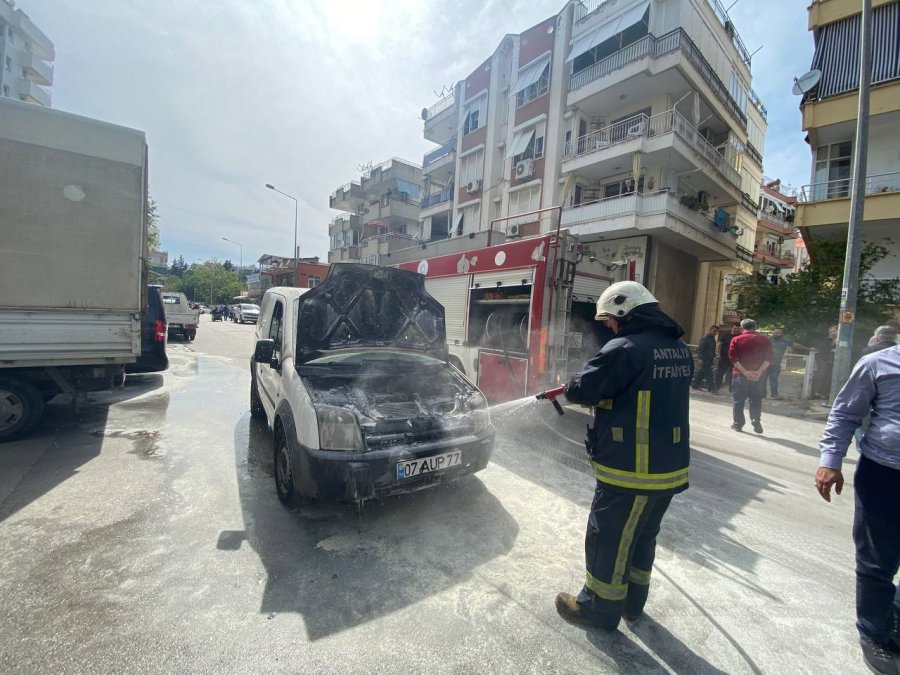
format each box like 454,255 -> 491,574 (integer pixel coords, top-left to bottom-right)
0,98 -> 148,441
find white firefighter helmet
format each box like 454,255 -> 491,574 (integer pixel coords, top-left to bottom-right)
595,281 -> 658,320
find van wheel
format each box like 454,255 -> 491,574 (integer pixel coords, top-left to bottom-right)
0,377 -> 45,443
274,429 -> 297,506
250,376 -> 265,419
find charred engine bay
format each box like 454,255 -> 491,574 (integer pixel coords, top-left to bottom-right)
302,365 -> 481,449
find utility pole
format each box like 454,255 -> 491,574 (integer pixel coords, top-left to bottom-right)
830,0 -> 872,402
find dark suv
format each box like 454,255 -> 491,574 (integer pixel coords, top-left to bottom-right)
126,284 -> 169,373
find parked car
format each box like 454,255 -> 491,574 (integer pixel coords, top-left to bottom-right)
126,285 -> 169,374
250,264 -> 495,506
235,303 -> 260,324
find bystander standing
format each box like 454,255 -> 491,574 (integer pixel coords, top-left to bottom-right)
714,324 -> 740,393
728,319 -> 772,434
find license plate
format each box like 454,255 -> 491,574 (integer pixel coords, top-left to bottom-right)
396,450 -> 462,479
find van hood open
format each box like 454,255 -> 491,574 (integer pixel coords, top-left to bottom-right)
295,264 -> 447,364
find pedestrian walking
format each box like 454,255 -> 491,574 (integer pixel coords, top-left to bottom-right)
714,324 -> 740,393
692,325 -> 718,393
728,318 -> 773,434
815,345 -> 900,675
556,281 -> 692,631
862,325 -> 898,358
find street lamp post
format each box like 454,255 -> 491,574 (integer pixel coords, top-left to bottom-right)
222,236 -> 243,288
265,183 -> 299,286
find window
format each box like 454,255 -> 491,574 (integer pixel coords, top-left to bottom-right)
4,57 -> 10,71
813,142 -> 852,199
269,301 -> 284,356
2,85 -> 8,97
515,62 -> 549,108
508,186 -> 540,216
511,121 -> 546,164
729,71 -> 749,114
463,96 -> 485,135
308,276 -> 321,288
460,149 -> 483,187
603,176 -> 643,197
570,6 -> 649,75
747,118 -> 765,156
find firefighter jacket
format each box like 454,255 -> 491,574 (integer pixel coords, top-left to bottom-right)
564,306 -> 693,495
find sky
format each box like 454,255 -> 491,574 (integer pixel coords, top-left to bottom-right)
22,0 -> 814,269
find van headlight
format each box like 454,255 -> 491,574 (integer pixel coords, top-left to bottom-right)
466,392 -> 492,434
315,405 -> 363,451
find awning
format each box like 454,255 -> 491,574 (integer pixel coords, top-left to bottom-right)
515,57 -> 549,94
566,0 -> 650,62
508,129 -> 535,159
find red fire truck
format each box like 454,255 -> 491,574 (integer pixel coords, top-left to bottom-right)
397,211 -> 620,402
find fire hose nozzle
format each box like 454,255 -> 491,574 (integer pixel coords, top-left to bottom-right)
536,385 -> 566,415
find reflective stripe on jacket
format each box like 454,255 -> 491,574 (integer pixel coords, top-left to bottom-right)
565,325 -> 693,495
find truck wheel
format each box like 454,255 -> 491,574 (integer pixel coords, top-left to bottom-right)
250,376 -> 265,419
0,377 -> 45,443
186,330 -> 196,342
274,429 -> 298,506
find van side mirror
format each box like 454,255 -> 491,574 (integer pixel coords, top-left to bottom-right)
253,339 -> 276,366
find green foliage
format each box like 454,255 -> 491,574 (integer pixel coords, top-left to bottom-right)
223,260 -> 234,272
146,197 -> 160,252
180,261 -> 242,305
169,255 -> 188,278
733,238 -> 900,350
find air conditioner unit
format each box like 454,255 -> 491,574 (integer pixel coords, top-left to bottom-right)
515,159 -> 534,179
466,179 -> 482,194
508,223 -> 521,237
627,120 -> 645,137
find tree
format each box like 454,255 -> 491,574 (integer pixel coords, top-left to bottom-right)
223,260 -> 234,272
169,255 -> 188,278
732,238 -> 900,353
180,261 -> 242,305
146,196 -> 160,252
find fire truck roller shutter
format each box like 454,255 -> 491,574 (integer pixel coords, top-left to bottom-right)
424,275 -> 469,345
572,275 -> 610,303
471,269 -> 534,289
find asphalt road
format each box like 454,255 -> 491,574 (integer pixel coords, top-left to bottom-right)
0,315 -> 874,673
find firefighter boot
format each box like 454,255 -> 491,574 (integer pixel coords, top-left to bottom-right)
860,635 -> 899,675
555,593 -> 617,631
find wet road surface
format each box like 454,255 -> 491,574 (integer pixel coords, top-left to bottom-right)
0,315 -> 869,673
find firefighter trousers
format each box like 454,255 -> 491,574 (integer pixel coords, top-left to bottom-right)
576,482 -> 673,629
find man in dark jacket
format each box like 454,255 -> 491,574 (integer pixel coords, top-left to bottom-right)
714,324 -> 740,393
692,325 -> 719,393
556,281 -> 693,631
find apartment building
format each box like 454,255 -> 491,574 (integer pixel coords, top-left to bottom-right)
754,179 -> 800,281
328,158 -> 423,265
796,0 -> 900,282
0,0 -> 53,107
254,254 -> 329,293
418,0 -> 767,341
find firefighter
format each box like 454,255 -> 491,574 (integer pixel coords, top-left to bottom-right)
556,281 -> 693,631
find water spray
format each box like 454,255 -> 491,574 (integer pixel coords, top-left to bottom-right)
535,385 -> 566,415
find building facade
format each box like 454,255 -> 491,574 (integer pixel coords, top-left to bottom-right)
417,0 -> 768,341
754,179 -> 800,282
328,158 -> 423,265
796,0 -> 900,283
254,254 -> 330,297
0,0 -> 53,107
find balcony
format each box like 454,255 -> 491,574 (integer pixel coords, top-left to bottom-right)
329,213 -> 360,236
328,246 -> 360,264
16,79 -> 50,107
568,29 -> 747,130
561,190 -> 739,261
19,51 -> 53,86
563,109 -> 742,194
360,196 -> 421,225
15,12 -> 55,59
359,232 -> 417,259
753,245 -> 795,268
756,211 -> 797,237
422,139 -> 457,177
329,182 -> 364,211
797,171 -> 900,229
422,92 -> 457,145
421,187 -> 454,211
360,158 -> 421,194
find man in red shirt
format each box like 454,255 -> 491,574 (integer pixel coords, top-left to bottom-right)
728,319 -> 773,434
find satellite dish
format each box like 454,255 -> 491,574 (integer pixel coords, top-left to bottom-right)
792,69 -> 822,96
421,107 -> 429,121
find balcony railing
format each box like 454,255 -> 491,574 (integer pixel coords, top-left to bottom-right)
564,108 -> 741,189
561,189 -> 740,244
754,246 -> 795,266
421,187 -> 453,210
423,139 -> 456,167
757,211 -> 796,235
422,92 -> 455,121
799,172 -> 900,202
568,28 -> 747,129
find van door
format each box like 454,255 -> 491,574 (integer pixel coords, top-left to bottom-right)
256,297 -> 285,419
